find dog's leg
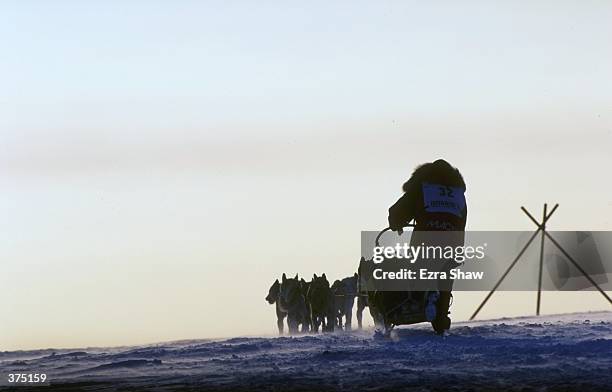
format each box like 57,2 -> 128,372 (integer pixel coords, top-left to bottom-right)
300,310 -> 309,334
306,313 -> 313,333
288,316 -> 298,335
356,298 -> 364,330
276,306 -> 286,335
345,307 -> 352,331
310,308 -> 319,333
277,317 -> 284,335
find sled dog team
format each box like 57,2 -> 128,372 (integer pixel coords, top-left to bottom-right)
265,272 -> 369,335
266,159 -> 467,335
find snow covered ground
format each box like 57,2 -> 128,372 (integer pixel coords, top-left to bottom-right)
1,311 -> 611,391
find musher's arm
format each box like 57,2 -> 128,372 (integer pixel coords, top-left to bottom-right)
388,178 -> 417,231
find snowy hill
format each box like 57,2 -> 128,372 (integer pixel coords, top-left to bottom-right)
1,311 -> 611,391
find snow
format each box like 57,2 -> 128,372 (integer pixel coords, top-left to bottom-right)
1,311 -> 611,391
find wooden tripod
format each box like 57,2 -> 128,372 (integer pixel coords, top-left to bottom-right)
470,204 -> 612,320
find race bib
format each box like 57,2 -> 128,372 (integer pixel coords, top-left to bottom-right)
422,183 -> 466,217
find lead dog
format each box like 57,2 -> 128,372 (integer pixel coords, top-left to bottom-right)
265,278 -> 287,335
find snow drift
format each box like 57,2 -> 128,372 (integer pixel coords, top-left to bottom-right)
1,311 -> 610,391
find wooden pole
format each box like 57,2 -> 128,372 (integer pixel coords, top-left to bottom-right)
536,204 -> 547,315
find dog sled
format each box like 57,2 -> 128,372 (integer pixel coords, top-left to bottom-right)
358,225 -> 452,336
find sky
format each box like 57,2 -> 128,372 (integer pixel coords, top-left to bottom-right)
1,1 -> 611,350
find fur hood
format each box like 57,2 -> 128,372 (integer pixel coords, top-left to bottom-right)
402,159 -> 465,192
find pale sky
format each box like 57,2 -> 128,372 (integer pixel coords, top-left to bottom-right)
1,1 -> 611,350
